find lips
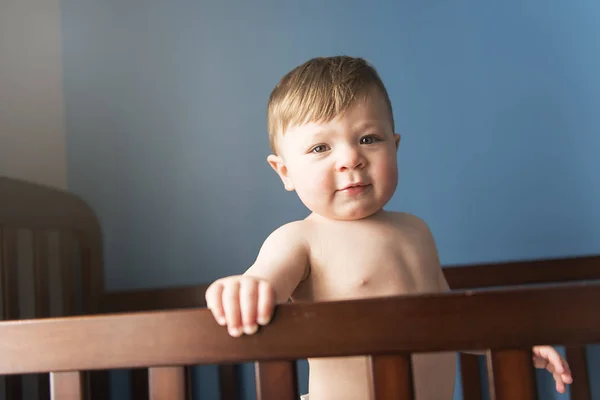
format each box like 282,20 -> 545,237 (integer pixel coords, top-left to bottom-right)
338,183 -> 371,194
340,183 -> 368,190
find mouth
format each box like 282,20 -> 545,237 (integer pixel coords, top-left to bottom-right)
338,183 -> 371,194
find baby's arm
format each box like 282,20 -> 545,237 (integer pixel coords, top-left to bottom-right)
205,222 -> 309,337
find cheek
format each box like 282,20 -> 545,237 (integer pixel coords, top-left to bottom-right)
373,155 -> 398,184
292,162 -> 332,195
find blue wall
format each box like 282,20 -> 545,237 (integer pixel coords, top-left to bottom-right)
60,1 -> 600,399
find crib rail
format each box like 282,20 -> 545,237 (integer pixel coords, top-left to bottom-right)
0,282 -> 598,400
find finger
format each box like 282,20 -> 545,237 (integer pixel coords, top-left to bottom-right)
546,350 -> 565,374
553,371 -> 566,393
257,280 -> 275,326
205,282 -> 226,325
560,360 -> 573,384
240,279 -> 259,335
222,281 -> 243,337
561,359 -> 573,383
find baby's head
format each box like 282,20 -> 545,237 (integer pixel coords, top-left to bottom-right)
266,56 -> 400,221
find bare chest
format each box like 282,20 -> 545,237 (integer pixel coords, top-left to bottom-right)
292,224 -> 439,302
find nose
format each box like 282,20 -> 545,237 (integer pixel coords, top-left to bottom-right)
335,145 -> 365,171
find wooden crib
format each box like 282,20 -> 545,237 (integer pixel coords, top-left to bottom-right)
0,281 -> 599,399
2,175 -> 599,399
103,254 -> 600,400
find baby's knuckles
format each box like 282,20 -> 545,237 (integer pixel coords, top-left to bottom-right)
210,275 -> 274,337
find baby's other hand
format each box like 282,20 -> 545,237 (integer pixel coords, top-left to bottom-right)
532,345 -> 573,393
205,275 -> 275,338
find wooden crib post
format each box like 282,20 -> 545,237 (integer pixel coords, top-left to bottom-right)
255,360 -> 298,400
59,231 -> 77,316
50,371 -> 85,399
0,227 -> 23,399
565,345 -> 591,399
486,348 -> 537,400
33,230 -> 51,398
459,353 -> 483,400
148,366 -> 186,400
370,354 -> 415,400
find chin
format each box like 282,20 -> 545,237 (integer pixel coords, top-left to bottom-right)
317,206 -> 382,221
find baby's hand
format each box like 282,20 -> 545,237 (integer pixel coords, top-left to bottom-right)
205,275 -> 275,337
532,346 -> 573,393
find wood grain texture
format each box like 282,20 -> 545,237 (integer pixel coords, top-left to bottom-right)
149,366 -> 186,400
255,360 -> 298,400
459,353 -> 483,400
565,345 -> 591,400
0,227 -> 22,399
50,371 -> 84,400
444,255 -> 600,289
33,230 -> 51,399
0,283 -> 598,375
487,349 -> 537,400
371,354 -> 414,400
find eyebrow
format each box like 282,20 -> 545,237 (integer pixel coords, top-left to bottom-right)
353,120 -> 388,131
296,120 -> 389,143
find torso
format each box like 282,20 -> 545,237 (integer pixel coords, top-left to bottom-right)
290,211 -> 456,400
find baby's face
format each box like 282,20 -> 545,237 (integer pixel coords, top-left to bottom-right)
269,91 -> 400,220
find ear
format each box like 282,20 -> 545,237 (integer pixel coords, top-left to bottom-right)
267,154 -> 295,191
394,133 -> 401,150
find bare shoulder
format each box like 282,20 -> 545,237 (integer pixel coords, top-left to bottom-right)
386,211 -> 435,238
260,220 -> 310,249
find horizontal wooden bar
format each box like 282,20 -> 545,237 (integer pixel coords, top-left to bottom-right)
99,285 -> 208,313
0,283 -> 598,375
444,254 -> 600,289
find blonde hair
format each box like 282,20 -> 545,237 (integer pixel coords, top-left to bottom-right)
267,56 -> 394,154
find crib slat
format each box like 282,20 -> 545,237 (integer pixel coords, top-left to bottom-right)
33,230 -> 51,317
34,230 -> 51,399
0,227 -> 23,399
255,360 -> 298,400
460,353 -> 483,400
50,371 -> 84,399
149,366 -> 186,400
59,231 -> 77,315
487,349 -> 537,400
565,345 -> 591,400
219,364 -> 239,400
131,368 -> 150,400
371,353 -> 414,399
78,235 -> 92,314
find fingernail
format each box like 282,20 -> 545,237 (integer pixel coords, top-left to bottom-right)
258,315 -> 271,326
243,324 -> 258,335
229,327 -> 242,337
217,316 -> 226,325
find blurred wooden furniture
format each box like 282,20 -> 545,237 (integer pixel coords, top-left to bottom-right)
0,282 -> 598,400
0,176 -> 105,399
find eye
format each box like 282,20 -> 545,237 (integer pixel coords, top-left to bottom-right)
310,144 -> 329,153
360,135 -> 380,145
